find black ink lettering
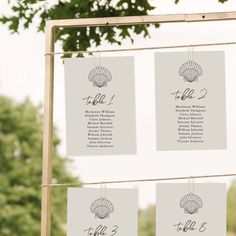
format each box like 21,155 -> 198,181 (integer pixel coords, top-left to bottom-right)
95,225 -> 107,236
173,220 -> 207,233
84,227 -> 94,236
84,225 -> 119,236
171,88 -> 195,101
199,222 -> 207,232
198,88 -> 208,100
107,95 -> 115,105
184,220 -> 197,232
82,93 -> 116,106
110,225 -> 119,236
173,220 -> 197,232
173,222 -> 184,232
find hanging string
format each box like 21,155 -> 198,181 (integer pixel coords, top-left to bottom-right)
188,177 -> 195,193
192,48 -> 195,61
187,47 -> 195,61
94,51 -> 97,67
45,41 -> 236,56
98,51 -> 102,66
41,173 -> 236,188
99,183 -> 107,198
93,51 -> 102,67
187,47 -> 190,61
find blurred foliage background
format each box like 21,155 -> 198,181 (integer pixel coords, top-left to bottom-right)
0,0 -> 235,235
0,96 -> 79,235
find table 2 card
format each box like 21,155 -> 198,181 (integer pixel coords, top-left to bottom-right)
64,57 -> 136,156
155,51 -> 227,150
67,188 -> 138,236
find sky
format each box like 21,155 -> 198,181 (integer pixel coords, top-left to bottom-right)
1,0 -> 236,208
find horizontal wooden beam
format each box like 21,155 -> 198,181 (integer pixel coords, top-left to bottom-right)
46,11 -> 236,29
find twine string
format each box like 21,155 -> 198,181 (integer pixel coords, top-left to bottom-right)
99,183 -> 107,198
188,177 -> 195,194
45,41 -> 236,56
41,173 -> 236,188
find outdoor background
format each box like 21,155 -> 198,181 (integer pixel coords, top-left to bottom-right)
0,0 -> 236,235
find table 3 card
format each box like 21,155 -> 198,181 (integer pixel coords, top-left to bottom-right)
67,188 -> 138,236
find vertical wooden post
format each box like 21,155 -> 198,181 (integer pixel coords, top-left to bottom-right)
41,22 -> 55,236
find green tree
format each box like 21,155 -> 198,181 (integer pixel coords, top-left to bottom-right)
0,0 -> 229,55
227,180 -> 236,235
139,205 -> 155,236
0,0 -> 156,54
0,96 -> 79,236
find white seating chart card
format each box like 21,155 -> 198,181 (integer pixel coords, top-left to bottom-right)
67,188 -> 138,236
155,51 -> 227,150
64,57 -> 136,156
156,183 -> 226,236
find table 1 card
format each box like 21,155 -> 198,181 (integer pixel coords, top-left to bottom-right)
156,183 -> 226,236
155,51 -> 227,150
67,188 -> 138,236
64,57 -> 136,156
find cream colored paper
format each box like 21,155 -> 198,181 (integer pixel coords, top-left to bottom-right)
64,57 -> 136,156
67,188 -> 138,236
155,51 -> 227,150
156,183 -> 226,236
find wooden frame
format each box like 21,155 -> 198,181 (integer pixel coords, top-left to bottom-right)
42,11 -> 236,236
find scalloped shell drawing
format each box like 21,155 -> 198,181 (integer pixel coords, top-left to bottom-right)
179,61 -> 203,82
88,66 -> 112,88
90,197 -> 114,219
180,193 -> 203,214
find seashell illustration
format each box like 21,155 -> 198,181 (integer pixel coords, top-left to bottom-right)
179,60 -> 203,82
90,197 -> 114,219
88,66 -> 112,88
180,193 -> 203,214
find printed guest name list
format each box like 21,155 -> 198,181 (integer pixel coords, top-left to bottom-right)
155,51 -> 226,151
176,105 -> 206,144
65,57 -> 136,156
85,109 -> 115,148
